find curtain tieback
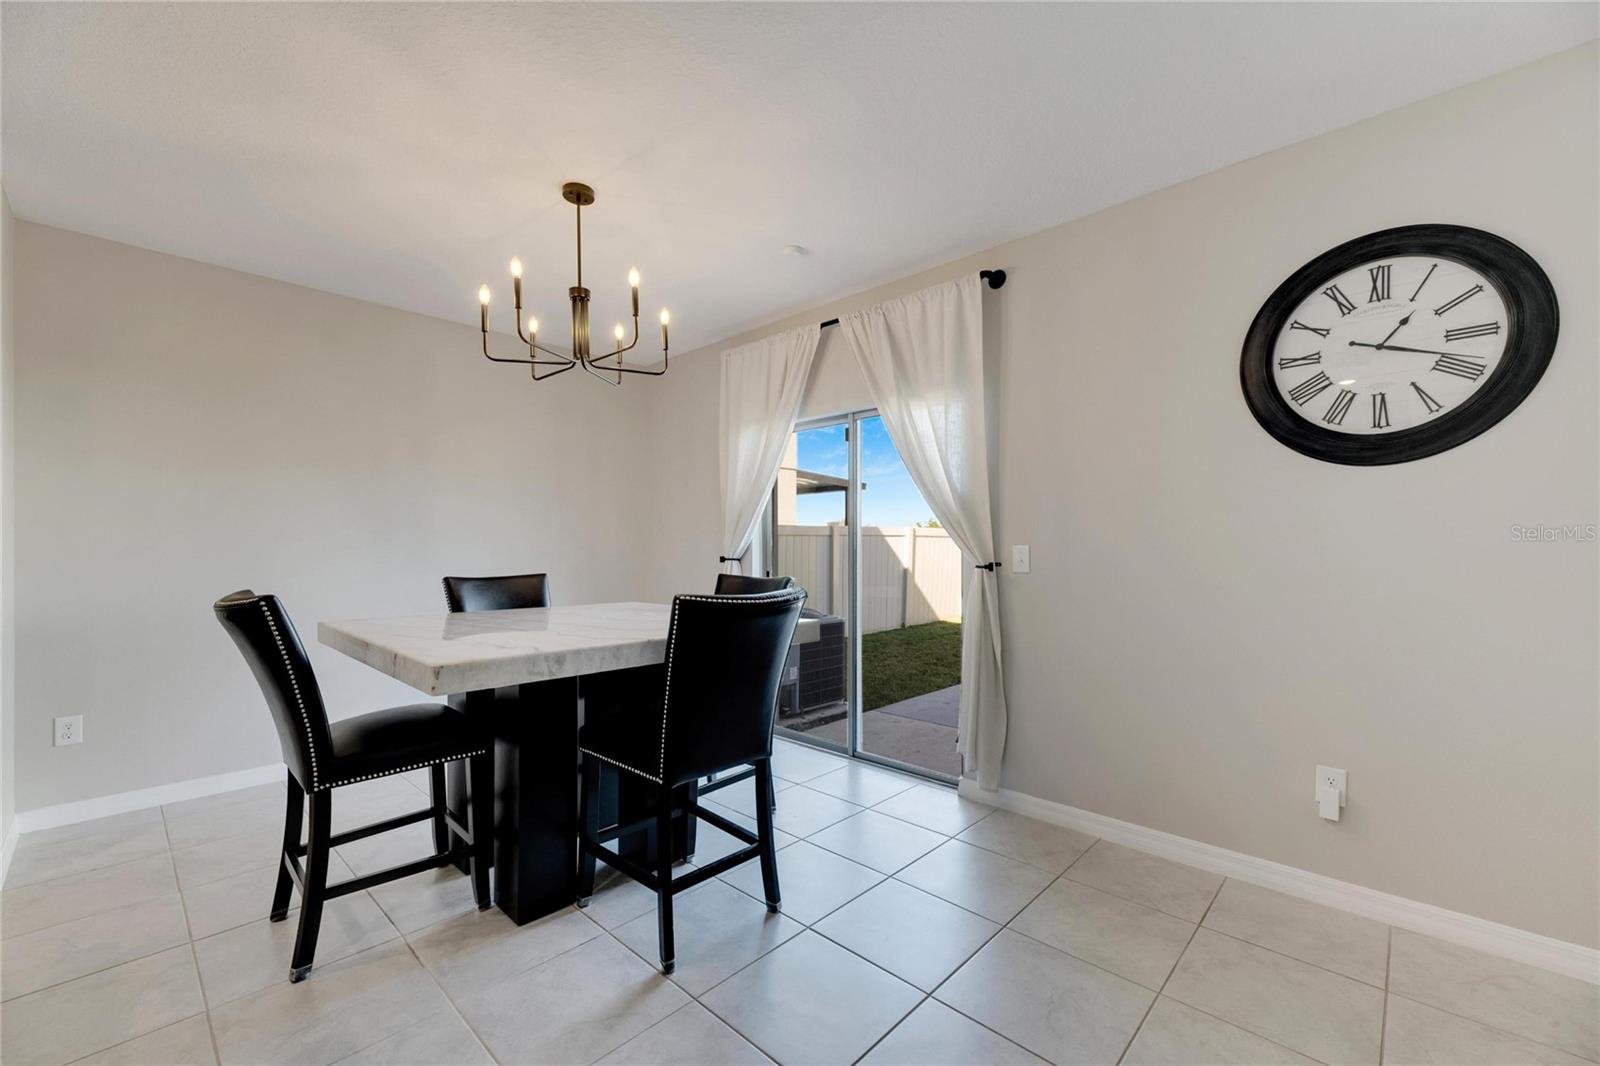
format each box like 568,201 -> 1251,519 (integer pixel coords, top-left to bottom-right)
974,561 -> 1003,571
719,555 -> 742,563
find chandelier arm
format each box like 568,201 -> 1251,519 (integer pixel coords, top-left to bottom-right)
578,355 -> 622,387
608,345 -> 670,377
586,315 -> 641,366
483,334 -> 572,367
529,339 -> 577,363
532,359 -> 577,382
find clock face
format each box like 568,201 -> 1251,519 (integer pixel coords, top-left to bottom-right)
1241,225 -> 1558,465
1271,256 -> 1508,435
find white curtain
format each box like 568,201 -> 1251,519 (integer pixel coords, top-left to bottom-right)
838,274 -> 1007,789
719,324 -> 823,573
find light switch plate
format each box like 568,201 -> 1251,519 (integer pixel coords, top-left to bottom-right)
1011,545 -> 1031,573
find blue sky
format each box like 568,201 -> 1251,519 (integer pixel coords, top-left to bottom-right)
793,417 -> 937,528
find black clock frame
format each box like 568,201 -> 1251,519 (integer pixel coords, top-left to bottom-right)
1241,224 -> 1558,465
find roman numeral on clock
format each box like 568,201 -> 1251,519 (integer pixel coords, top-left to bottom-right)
1368,264 -> 1391,302
1443,322 -> 1500,342
1288,371 -> 1333,406
1323,389 -> 1357,425
1288,320 -> 1330,338
1410,381 -> 1443,414
1323,285 -> 1357,317
1433,284 -> 1483,316
1371,392 -> 1390,429
1433,354 -> 1487,381
1278,352 -> 1321,369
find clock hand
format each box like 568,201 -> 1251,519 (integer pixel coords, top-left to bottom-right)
1373,312 -> 1413,349
1347,341 -> 1475,358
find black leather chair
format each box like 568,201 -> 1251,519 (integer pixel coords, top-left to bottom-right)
213,590 -> 492,983
442,572 -> 551,613
713,573 -> 794,595
576,588 -> 806,973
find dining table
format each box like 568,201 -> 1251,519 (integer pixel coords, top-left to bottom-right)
318,600 -> 817,925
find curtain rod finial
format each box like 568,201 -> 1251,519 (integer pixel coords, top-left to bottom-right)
980,269 -> 1006,290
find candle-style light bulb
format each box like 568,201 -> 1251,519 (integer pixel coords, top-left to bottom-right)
628,267 -> 640,317
509,258 -> 523,279
478,285 -> 492,305
659,307 -> 670,348
478,284 -> 491,332
614,322 -> 625,347
527,315 -> 538,339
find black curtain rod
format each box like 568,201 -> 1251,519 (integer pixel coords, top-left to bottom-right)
818,269 -> 1005,330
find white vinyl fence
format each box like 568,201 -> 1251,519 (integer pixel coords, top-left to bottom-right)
775,525 -> 963,633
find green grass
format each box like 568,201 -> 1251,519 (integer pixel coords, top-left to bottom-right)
860,621 -> 962,712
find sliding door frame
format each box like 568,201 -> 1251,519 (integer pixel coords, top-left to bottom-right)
775,409 -> 957,785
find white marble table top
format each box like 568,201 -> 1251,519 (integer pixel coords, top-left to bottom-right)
319,601 -> 818,697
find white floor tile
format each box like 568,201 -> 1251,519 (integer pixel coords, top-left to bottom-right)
701,931 -> 922,1066
861,999 -> 1044,1065
5,811 -> 169,890
895,839 -> 1055,923
1,854 -> 178,940
720,840 -> 882,925
814,878 -> 999,993
75,1013 -> 218,1066
1009,877 -> 1195,990
599,1002 -> 774,1065
0,945 -> 204,1066
1387,929 -> 1599,1061
956,809 -> 1096,873
332,1006 -> 493,1065
614,880 -> 803,996
806,809 -> 947,875
1064,840 -> 1223,921
1163,928 -> 1384,1064
209,941 -> 452,1066
768,742 -> 849,784
407,904 -> 602,1001
1381,992 -> 1596,1066
193,891 -> 399,1007
764,785 -> 862,838
804,763 -> 919,808
2,894 -> 191,1001
872,784 -> 991,835
1123,996 -> 1317,1065
1202,879 -> 1389,987
452,934 -> 688,1064
935,928 -> 1153,1065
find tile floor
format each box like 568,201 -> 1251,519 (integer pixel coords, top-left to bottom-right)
2,739 -> 1595,1065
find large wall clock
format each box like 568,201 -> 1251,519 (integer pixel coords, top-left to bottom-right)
1241,224 -> 1557,465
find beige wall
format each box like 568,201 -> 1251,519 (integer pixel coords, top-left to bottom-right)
11,224 -> 655,810
1,188 -> 15,845
638,45 -> 1600,947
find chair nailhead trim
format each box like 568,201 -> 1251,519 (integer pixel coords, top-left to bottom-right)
258,601 -> 322,792
579,746 -> 662,784
319,749 -> 489,791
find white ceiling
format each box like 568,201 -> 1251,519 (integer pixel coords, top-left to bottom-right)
3,3 -> 1594,352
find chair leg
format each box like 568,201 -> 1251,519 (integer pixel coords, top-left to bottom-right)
466,752 -> 494,910
576,756 -> 600,906
290,789 -> 331,982
655,785 -> 676,975
269,777 -> 304,922
755,759 -> 781,913
429,763 -> 450,856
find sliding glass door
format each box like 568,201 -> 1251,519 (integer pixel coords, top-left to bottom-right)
769,410 -> 960,781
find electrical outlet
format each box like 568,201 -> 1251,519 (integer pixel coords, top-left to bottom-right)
1315,765 -> 1346,807
54,715 -> 84,747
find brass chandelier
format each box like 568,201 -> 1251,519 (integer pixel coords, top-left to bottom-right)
477,182 -> 669,385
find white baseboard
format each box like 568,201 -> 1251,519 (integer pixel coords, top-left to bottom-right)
0,817 -> 17,887
12,763 -> 286,837
960,779 -> 1599,985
